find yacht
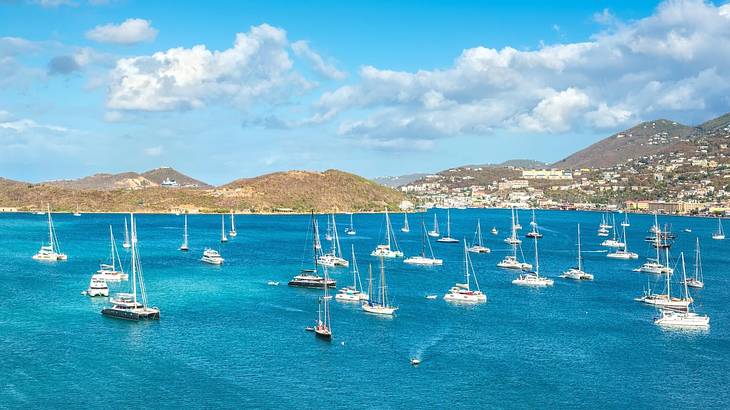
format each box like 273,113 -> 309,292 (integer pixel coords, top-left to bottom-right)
512,234 -> 553,287
467,219 -> 490,253
436,209 -> 459,243
361,257 -> 398,316
404,222 -> 443,265
444,243 -> 487,303
712,216 -> 725,240
504,207 -> 522,245
560,224 -> 593,280
201,248 -> 224,265
228,210 -> 237,237
122,218 -> 131,249
83,274 -> 109,297
180,214 -> 189,251
318,214 -> 349,267
525,210 -> 543,239
344,213 -> 356,236
684,238 -> 704,289
427,213 -> 440,237
336,245 -> 369,302
220,214 -> 228,243
313,267 -> 333,340
94,225 -> 128,281
635,253 -> 691,310
101,213 -> 160,321
600,216 -> 624,248
401,213 -> 410,233
606,224 -> 638,259
370,208 -> 404,258
289,214 -> 336,289
32,205 -> 68,261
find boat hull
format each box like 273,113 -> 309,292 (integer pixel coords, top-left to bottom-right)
101,308 -> 160,321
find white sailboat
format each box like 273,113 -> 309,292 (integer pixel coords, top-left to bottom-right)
101,213 -> 160,321
122,218 -> 131,249
220,214 -> 228,243
635,252 -> 691,310
229,210 -> 237,237
336,245 -> 369,302
621,212 -> 630,227
490,227 -> 498,235
32,204 -> 67,261
404,221 -> 443,265
512,233 -> 554,287
560,224 -> 593,280
318,214 -> 349,267
444,242 -> 487,303
361,257 -> 398,316
606,223 -> 638,259
497,231 -> 532,270
712,216 -> 725,240
601,215 -> 625,248
73,204 -> 81,217
401,213 -> 410,233
371,208 -> 404,258
436,209 -> 459,243
344,213 -> 356,236
634,217 -> 673,274
428,213 -> 440,237
684,238 -> 704,289
514,209 -> 522,230
654,260 -> 709,330
94,225 -> 128,281
525,209 -> 543,239
467,219 -> 490,253
504,207 -> 522,245
180,214 -> 189,251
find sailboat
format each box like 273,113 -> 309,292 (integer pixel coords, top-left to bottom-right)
525,209 -> 543,239
335,245 -> 369,302
606,223 -> 638,259
371,208 -> 404,258
324,216 -> 333,241
444,242 -> 487,303
180,214 -> 189,251
33,204 -> 68,261
654,254 -> 709,329
635,252 -> 691,310
401,213 -> 410,233
94,225 -> 128,281
468,219 -> 490,253
428,213 -> 440,237
490,227 -> 498,235
684,238 -> 704,289
514,209 -> 522,230
601,215 -> 625,248
289,213 -> 336,289
318,214 -> 349,267
597,214 -> 609,237
560,224 -> 593,280
634,216 -> 673,274
621,212 -> 630,227
712,216 -> 725,240
313,266 -> 333,340
101,213 -> 160,321
436,209 -> 458,243
512,233 -> 554,287
122,218 -> 131,249
344,213 -> 356,236
361,257 -> 398,316
228,210 -> 237,237
404,222 -> 443,265
504,207 -> 522,245
73,204 -> 81,217
220,214 -> 228,243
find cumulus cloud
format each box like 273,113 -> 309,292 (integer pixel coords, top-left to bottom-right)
291,40 -> 346,80
312,0 -> 730,147
48,55 -> 81,75
106,24 -> 314,111
86,18 -> 158,45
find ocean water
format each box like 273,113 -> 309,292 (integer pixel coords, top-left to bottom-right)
1,210 -> 729,409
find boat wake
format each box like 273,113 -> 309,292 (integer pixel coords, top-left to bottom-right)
410,327 -> 449,363
263,303 -> 305,313
583,249 -> 608,253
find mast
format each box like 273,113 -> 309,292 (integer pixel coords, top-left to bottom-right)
351,245 -> 359,290
611,215 -> 618,241
385,208 -> 391,248
695,238 -> 702,282
183,214 -> 188,247
131,213 -> 137,306
230,210 -> 235,233
109,225 -> 115,271
221,215 -> 226,241
534,234 -> 540,277
404,213 -> 409,230
124,218 -> 130,246
477,219 -> 483,246
350,213 -> 354,231
433,213 -> 439,234
420,222 -> 426,257
367,264 -> 373,304
379,256 -> 387,306
681,252 -> 691,306
463,242 -> 470,290
623,224 -> 630,252
311,212 -> 319,275
47,204 -> 54,251
577,224 -> 582,271
446,209 -> 451,237
511,207 -> 517,241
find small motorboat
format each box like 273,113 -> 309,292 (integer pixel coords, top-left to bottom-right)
410,358 -> 421,366
490,227 -> 498,235
305,326 -> 315,332
267,281 -> 279,286
425,294 -> 438,300
684,228 -> 692,233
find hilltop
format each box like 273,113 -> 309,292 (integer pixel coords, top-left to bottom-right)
44,167 -> 210,190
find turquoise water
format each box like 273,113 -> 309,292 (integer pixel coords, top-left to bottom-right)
1,210 -> 729,408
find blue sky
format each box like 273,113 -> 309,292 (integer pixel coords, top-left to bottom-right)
1,0 -> 729,184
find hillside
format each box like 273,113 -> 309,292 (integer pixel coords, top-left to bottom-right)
44,167 -> 208,190
142,167 -> 211,188
373,173 -> 428,188
0,169 -> 405,213
553,119 -> 698,169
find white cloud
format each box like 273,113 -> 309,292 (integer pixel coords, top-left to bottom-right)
143,145 -> 163,156
312,0 -> 730,146
106,24 -> 314,111
86,18 -> 158,45
291,40 -> 346,80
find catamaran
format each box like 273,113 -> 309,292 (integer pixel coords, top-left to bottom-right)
654,260 -> 709,330
634,220 -> 673,274
404,222 -> 443,265
229,210 -> 237,237
444,242 -> 487,303
560,224 -> 593,280
525,209 -> 543,239
335,245 -> 369,302
635,252 -> 691,310
101,213 -> 160,321
33,205 -> 67,261
371,208 -> 404,258
220,215 -> 228,243
512,234 -> 554,287
497,235 -> 532,270
601,215 -> 624,248
436,209 -> 459,243
122,218 -> 131,249
344,213 -> 356,236
467,219 -> 490,253
428,213 -> 440,237
504,207 -> 522,245
94,225 -> 128,281
684,238 -> 704,289
318,214 -> 349,267
401,213 -> 410,233
313,267 -> 333,340
712,216 -> 725,240
362,257 -> 398,316
606,223 -> 638,259
201,248 -> 224,265
83,275 -> 109,297
180,214 -> 189,251
289,213 -> 336,289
